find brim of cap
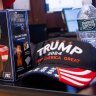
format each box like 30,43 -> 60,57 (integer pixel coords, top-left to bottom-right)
27,63 -> 96,88
3,0 -> 15,9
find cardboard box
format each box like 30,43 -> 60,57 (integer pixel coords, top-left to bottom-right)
0,10 -> 32,81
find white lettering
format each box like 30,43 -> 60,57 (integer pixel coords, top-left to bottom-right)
48,51 -> 62,55
43,44 -> 50,54
58,43 -> 72,53
37,48 -> 44,56
70,46 -> 83,55
37,41 -> 83,56
50,41 -> 59,50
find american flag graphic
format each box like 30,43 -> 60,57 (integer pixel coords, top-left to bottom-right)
57,67 -> 96,88
0,45 -> 8,62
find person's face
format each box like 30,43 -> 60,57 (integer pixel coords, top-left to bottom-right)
16,45 -> 22,56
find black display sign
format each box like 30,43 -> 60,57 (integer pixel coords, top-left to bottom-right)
0,10 -> 32,81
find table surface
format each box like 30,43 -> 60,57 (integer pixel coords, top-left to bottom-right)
0,76 -> 96,96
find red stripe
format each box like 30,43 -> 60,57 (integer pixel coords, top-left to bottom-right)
57,67 -> 96,88
0,50 -> 8,55
0,45 -> 8,62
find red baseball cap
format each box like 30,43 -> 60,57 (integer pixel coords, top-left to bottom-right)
3,0 -> 15,9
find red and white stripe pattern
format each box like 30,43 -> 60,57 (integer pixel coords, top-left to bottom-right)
57,67 -> 96,88
0,45 -> 8,62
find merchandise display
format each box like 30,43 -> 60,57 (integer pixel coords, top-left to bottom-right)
26,37 -> 96,88
0,10 -> 32,81
0,0 -> 96,96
